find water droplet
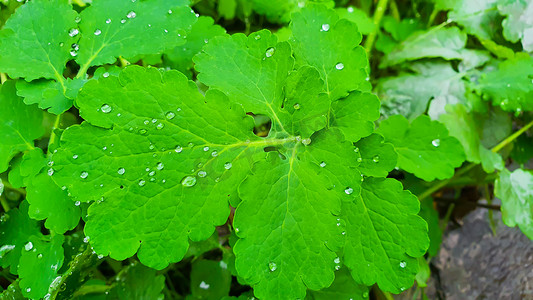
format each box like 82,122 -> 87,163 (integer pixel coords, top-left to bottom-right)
116,167 -> 126,175
24,242 -> 33,251
265,47 -> 275,58
102,72 -> 110,78
198,171 -> 207,178
75,201 -> 81,206
121,19 -> 126,24
47,168 -> 54,176
138,179 -> 146,187
335,63 -> 344,70
357,157 -> 362,163
48,161 -> 54,167
335,265 -> 341,270
432,139 -> 440,147
321,24 -> 330,31
203,146 -> 209,151
70,50 -> 78,57
127,11 -> 136,19
298,1 -> 305,8
341,231 -> 346,235
102,146 -> 107,151
319,161 -> 326,168
168,9 -> 173,14
293,103 -> 300,110
211,150 -> 218,157
302,138 -> 311,145
400,287 -> 406,292
199,281 -> 210,289
94,29 -> 102,36
148,171 -> 155,176
181,176 -> 197,187
106,18 -> 111,24
362,291 -> 369,298
72,154 -> 78,159
348,6 -> 354,13
224,162 -> 232,170
156,123 -> 164,130
26,288 -> 31,293
268,261 -> 277,272
69,28 -> 79,37
234,227 -> 240,233
344,187 -> 353,195
156,162 -> 164,170
37,253 -> 43,259
61,186 -> 66,190
334,257 -> 340,264
139,129 -> 147,135
254,34 -> 261,40
372,155 -> 380,163
354,147 -> 359,153
80,171 -> 88,179
175,146 -> 183,153
101,104 -> 112,113
149,144 -> 155,150
166,112 -> 175,120
400,261 -> 406,268
72,43 -> 79,51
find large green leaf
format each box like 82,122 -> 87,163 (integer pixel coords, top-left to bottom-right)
251,0 -> 334,23
495,168 -> 533,239
109,262 -> 165,300
342,177 -> 429,293
436,0 -> 499,39
378,115 -> 465,181
0,81 -> 43,173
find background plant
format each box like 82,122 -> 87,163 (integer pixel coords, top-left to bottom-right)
0,0 -> 532,299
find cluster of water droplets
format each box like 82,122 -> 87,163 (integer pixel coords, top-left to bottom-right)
334,257 -> 341,270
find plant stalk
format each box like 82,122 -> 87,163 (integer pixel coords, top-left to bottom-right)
364,0 -> 389,55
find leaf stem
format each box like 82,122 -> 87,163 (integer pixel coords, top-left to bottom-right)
418,119 -> 533,201
427,6 -> 439,27
47,114 -> 63,158
0,195 -> 9,212
389,0 -> 401,21
364,0 -> 389,55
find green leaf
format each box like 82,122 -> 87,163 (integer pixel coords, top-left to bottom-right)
498,0 -> 533,52
0,201 -> 44,274
382,27 -> 489,67
251,0 -> 334,23
0,81 -> 43,173
336,6 -> 375,35
0,0 -> 77,81
342,177 -> 429,293
290,4 -> 370,100
378,62 -> 467,120
16,78 -> 86,115
354,133 -> 397,177
165,16 -> 227,78
306,267 -> 369,300
23,150 -> 81,234
510,134 -> 533,165
76,0 -> 196,71
109,262 -> 165,300
439,104 -> 504,173
476,56 -> 533,112
378,115 -> 465,181
18,235 -> 64,299
190,259 -> 232,300
53,66 -> 262,270
330,92 -> 380,142
195,29 -> 293,133
494,168 -> 533,239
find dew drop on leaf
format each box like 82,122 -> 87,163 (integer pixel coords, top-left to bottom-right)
127,11 -> 136,19
348,6 -> 354,13
333,257 -> 340,264
70,50 -> 78,57
37,254 -> 43,259
156,123 -> 164,130
75,201 -> 81,206
181,176 -> 197,187
372,155 -> 380,163
319,161 -> 326,168
24,242 -> 33,251
72,154 -> 78,159
203,146 -> 209,151
293,103 -> 300,110
199,281 -> 210,289
68,28 -> 79,37
344,187 -> 353,195
211,150 -> 218,157
100,104 -> 112,113
198,171 -> 207,178
357,157 -> 362,162
400,261 -> 406,268
121,19 -> 126,24
139,129 -> 147,135
165,112 -> 175,120
268,261 -> 277,272
432,139 -> 440,147
335,63 -> 344,70
105,18 -> 111,24
80,171 -> 88,179
302,138 -> 311,145
175,146 -> 183,153
94,29 -> 102,36
224,162 -> 232,170
26,288 -> 31,293
321,23 -> 330,31
265,47 -> 275,58
102,72 -> 110,78
138,179 -> 146,186
156,162 -> 164,170
47,168 -> 54,176
354,147 -> 359,153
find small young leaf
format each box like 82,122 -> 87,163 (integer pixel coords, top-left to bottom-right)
378,115 -> 465,181
354,133 -> 397,177
495,168 -> 533,239
306,267 -> 369,300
